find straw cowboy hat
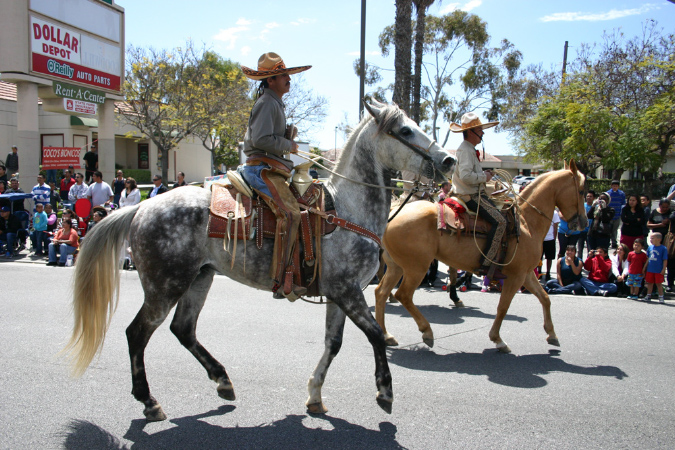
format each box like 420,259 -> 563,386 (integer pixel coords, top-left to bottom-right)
242,52 -> 311,81
449,112 -> 499,133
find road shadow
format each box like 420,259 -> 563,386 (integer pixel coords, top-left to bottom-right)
387,347 -> 627,389
371,303 -> 527,327
60,405 -> 404,449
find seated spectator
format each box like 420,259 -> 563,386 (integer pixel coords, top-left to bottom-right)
6,178 -> 27,212
0,205 -> 22,258
42,203 -> 58,252
545,245 -> 583,295
87,209 -> 107,234
620,194 -> 644,249
610,243 -> 630,297
0,180 -> 6,194
173,171 -> 188,188
68,173 -> 89,204
580,247 -> 618,296
47,218 -> 78,266
626,238 -> 648,300
58,209 -> 80,236
119,177 -> 141,207
587,192 -> 614,251
30,203 -> 48,256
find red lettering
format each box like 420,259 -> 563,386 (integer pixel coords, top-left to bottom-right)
57,28 -> 62,45
63,33 -> 70,49
33,23 -> 42,39
42,43 -> 48,53
71,37 -> 78,53
42,24 -> 50,41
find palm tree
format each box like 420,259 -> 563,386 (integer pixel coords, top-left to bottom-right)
392,0 -> 412,112
411,0 -> 435,124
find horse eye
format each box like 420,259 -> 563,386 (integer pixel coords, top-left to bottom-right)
399,126 -> 413,137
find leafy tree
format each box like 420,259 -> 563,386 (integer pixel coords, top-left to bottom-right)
191,52 -> 251,174
282,74 -> 329,141
121,41 -> 229,181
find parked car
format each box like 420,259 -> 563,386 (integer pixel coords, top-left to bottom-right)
512,175 -> 525,184
516,176 -> 535,185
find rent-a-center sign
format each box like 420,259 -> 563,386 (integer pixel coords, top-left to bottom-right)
30,16 -> 121,92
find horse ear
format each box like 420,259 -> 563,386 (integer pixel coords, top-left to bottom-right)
563,160 -> 568,170
363,100 -> 384,121
569,159 -> 579,175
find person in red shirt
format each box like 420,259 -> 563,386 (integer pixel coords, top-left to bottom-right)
626,238 -> 648,300
47,218 -> 78,266
59,169 -> 76,204
579,247 -> 618,296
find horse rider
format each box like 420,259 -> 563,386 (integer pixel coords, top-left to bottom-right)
450,112 -> 507,276
240,52 -> 312,300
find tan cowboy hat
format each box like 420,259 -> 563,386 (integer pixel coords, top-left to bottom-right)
242,52 -> 311,81
449,112 -> 499,133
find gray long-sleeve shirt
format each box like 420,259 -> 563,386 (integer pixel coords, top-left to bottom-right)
243,88 -> 294,171
451,139 -> 487,195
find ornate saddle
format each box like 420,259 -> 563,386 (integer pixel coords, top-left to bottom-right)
437,194 -> 519,237
208,172 -> 336,297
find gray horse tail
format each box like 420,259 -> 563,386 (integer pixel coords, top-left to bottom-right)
62,204 -> 140,377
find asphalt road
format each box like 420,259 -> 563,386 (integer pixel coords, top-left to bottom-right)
1,261 -> 674,449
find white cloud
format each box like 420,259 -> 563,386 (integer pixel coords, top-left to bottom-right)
462,0 -> 482,12
540,4 -> 659,22
241,46 -> 251,56
439,3 -> 460,14
213,18 -> 252,49
291,18 -> 316,26
265,22 -> 280,29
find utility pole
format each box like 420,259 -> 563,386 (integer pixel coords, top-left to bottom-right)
359,0 -> 366,120
561,40 -> 569,83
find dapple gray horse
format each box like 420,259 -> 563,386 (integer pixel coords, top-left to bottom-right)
63,101 -> 455,421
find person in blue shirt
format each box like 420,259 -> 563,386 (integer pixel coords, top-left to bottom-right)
558,212 -> 582,258
643,232 -> 668,303
578,191 -> 595,259
606,180 -> 626,249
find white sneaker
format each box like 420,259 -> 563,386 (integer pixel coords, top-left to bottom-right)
659,297 -> 665,304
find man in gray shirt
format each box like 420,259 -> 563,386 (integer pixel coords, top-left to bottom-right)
241,52 -> 311,300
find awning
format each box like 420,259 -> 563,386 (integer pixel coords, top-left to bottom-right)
70,116 -> 98,127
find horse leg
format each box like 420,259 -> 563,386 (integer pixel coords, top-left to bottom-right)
395,269 -> 435,347
306,301 -> 346,414
488,275 -> 525,354
168,267 -> 236,401
522,270 -> 559,347
335,286 -> 393,413
126,300 -> 177,421
447,267 -> 464,307
374,257 -> 404,346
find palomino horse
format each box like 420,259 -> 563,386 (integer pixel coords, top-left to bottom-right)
374,162 -> 587,352
63,101 -> 455,421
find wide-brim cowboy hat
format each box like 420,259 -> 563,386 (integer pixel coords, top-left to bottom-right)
449,112 -> 499,132
242,52 -> 311,81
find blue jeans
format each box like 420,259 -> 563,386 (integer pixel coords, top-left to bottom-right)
240,164 -> 273,198
579,277 -> 618,295
0,232 -> 17,255
30,230 -> 48,253
546,279 -> 584,295
45,169 -> 57,184
48,242 -> 77,263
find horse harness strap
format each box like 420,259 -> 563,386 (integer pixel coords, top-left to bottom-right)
299,204 -> 382,247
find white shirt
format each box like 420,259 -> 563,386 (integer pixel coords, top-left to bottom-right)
545,210 -> 561,241
68,182 -> 89,202
451,140 -> 487,196
86,181 -> 113,206
119,189 -> 141,207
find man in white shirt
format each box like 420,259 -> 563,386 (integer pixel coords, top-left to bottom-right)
149,174 -> 168,198
86,171 -> 114,207
68,172 -> 88,205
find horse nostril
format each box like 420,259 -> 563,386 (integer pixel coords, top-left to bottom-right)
442,156 -> 455,168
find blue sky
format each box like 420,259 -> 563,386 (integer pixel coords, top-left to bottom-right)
123,0 -> 673,155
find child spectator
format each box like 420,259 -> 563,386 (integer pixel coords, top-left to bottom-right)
626,238 -> 648,300
610,243 -> 630,297
580,247 -> 618,296
31,203 -> 48,256
545,245 -> 583,295
643,232 -> 668,303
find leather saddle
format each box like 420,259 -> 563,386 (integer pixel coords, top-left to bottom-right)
207,170 -> 337,297
437,194 -> 519,237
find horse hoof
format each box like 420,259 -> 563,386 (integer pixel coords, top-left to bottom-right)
217,386 -> 236,401
384,334 -> 399,346
452,300 -> 465,308
376,395 -> 393,414
547,337 -> 560,347
306,402 -> 328,414
496,343 -> 512,354
144,404 -> 167,422
423,337 -> 434,348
